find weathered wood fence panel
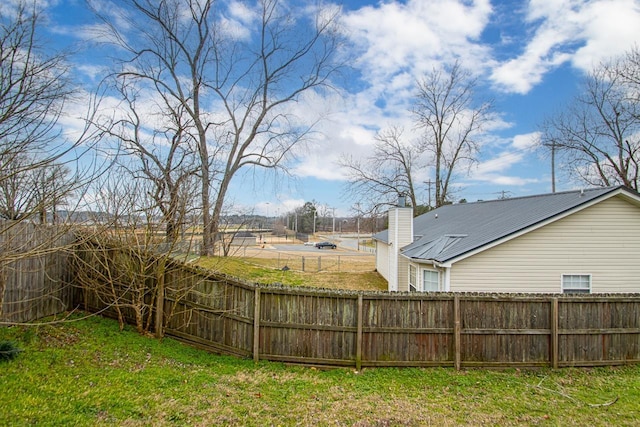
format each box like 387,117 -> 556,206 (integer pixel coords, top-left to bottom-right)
459,296 -> 552,367
258,288 -> 359,365
558,297 -> 640,366
360,294 -> 454,367
74,250 -> 640,369
162,268 -> 256,358
0,220 -> 75,323
10,239 -> 636,369
143,261 -> 640,368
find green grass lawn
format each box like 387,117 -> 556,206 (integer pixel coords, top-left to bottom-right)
1,314 -> 639,426
196,256 -> 388,291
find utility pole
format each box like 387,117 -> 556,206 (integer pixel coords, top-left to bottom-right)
496,190 -> 512,199
424,180 -> 433,209
331,207 -> 336,233
354,202 -> 360,251
312,209 -> 316,235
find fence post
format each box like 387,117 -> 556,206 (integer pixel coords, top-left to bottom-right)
356,294 -> 363,371
253,287 -> 261,363
454,295 -> 461,370
154,258 -> 166,339
551,297 -> 559,369
302,256 -> 305,272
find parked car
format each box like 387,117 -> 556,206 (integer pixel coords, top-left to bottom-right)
315,241 -> 337,249
304,241 -> 317,246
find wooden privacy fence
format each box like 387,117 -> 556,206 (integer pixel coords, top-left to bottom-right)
76,252 -> 640,369
161,278 -> 640,369
0,220 -> 75,324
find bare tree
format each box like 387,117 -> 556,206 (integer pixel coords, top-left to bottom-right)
73,171 -> 241,338
540,51 -> 639,190
0,154 -> 73,222
0,154 -> 36,220
412,60 -> 492,207
74,173 -> 201,335
0,2 -> 98,223
617,45 -> 640,99
91,0 -> 342,256
92,76 -> 200,242
0,2 -> 72,176
340,126 -> 425,215
0,2 -> 113,326
216,205 -> 256,257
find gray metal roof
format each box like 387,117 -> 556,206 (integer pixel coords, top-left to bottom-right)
375,186 -> 639,264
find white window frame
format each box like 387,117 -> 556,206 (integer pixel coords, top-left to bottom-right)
422,269 -> 440,292
409,264 -> 417,292
561,274 -> 591,294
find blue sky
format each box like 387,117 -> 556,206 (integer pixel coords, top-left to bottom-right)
29,0 -> 640,216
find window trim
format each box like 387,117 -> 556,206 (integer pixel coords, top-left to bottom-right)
408,264 -> 417,292
422,269 -> 440,292
561,274 -> 592,294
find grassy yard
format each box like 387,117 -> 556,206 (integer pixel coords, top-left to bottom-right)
1,314 -> 639,426
196,255 -> 388,291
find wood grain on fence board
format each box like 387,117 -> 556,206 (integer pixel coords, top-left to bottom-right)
1,220 -> 74,323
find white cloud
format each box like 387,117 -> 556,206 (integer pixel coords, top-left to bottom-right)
475,174 -> 541,186
0,0 -> 61,15
342,0 -> 493,85
282,1 -> 497,184
299,0 -> 492,180
475,151 -> 526,175
52,0 -> 625,211
227,0 -> 258,24
572,0 -> 640,70
470,132 -> 544,186
512,132 -> 541,151
491,0 -> 640,94
75,64 -> 109,81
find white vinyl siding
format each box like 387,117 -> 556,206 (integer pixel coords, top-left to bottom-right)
397,256 -> 410,292
388,207 -> 413,292
375,240 -> 390,281
449,196 -> 640,293
562,274 -> 591,293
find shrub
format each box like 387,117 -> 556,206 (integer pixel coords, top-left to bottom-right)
0,341 -> 22,362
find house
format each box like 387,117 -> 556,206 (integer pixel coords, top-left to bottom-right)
374,186 -> 640,293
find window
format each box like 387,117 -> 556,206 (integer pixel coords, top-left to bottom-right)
562,274 -> 591,293
409,265 -> 417,292
423,270 -> 439,292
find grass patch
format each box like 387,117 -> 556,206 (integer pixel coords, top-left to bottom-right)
196,256 -> 388,291
1,314 -> 639,426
